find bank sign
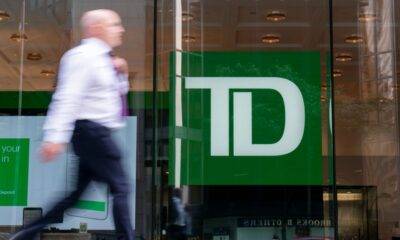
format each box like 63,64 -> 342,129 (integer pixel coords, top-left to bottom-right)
170,52 -> 322,185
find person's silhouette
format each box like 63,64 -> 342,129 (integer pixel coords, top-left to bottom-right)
168,188 -> 189,240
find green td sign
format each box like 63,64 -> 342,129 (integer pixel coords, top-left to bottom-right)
170,52 -> 322,185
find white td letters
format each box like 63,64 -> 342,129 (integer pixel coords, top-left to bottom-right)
185,77 -> 305,156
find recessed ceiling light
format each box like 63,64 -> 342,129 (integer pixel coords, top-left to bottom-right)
40,69 -> 55,77
182,12 -> 194,22
266,11 -> 286,22
335,53 -> 352,62
10,33 -> 28,42
261,34 -> 280,44
0,10 -> 10,22
358,12 -> 376,21
182,35 -> 196,43
333,69 -> 343,78
345,34 -> 364,44
27,53 -> 42,61
378,97 -> 388,103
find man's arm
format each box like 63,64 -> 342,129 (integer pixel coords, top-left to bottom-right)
41,51 -> 91,161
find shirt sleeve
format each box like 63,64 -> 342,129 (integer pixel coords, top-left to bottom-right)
42,51 -> 91,143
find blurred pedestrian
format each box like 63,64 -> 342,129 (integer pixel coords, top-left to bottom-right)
10,9 -> 133,240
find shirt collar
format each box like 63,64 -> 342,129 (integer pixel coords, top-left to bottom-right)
81,37 -> 112,55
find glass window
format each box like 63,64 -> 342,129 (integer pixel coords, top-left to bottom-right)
0,0 -> 154,239
333,0 -> 398,239
157,1 -> 335,239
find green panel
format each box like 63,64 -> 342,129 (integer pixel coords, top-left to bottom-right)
0,91 -> 169,110
0,92 -> 52,109
73,200 -> 106,212
170,51 -> 322,185
0,139 -> 29,206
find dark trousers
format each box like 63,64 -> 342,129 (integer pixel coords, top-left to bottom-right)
14,120 -> 134,240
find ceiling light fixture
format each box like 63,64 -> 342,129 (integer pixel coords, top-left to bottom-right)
261,34 -> 280,44
10,33 -> 28,42
182,35 -> 196,43
182,12 -> 194,22
266,11 -> 286,22
0,10 -> 10,22
333,69 -> 343,78
40,69 -> 55,77
378,97 -> 388,103
27,53 -> 42,61
345,34 -> 364,44
359,0 -> 369,7
358,12 -> 376,21
335,53 -> 352,62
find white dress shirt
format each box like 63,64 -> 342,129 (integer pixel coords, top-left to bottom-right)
43,38 -> 129,143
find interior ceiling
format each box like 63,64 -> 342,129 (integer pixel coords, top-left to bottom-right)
0,0 -> 148,91
0,0 -> 364,93
157,0 -> 363,100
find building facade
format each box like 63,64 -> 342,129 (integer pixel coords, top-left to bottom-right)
0,0 -> 399,239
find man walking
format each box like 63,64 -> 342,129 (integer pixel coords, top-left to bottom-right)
11,9 -> 134,240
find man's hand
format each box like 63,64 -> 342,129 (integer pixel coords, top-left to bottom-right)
111,57 -> 128,75
40,142 -> 66,162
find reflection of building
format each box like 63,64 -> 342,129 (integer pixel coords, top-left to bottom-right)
185,186 -> 376,240
0,0 -> 400,239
